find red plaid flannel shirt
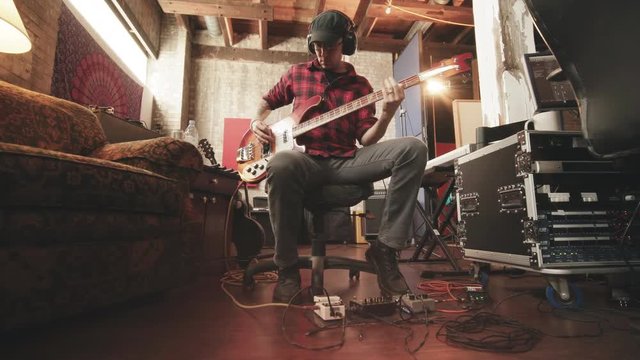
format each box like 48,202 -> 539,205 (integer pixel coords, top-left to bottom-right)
262,59 -> 377,157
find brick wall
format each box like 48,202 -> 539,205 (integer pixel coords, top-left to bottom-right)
147,15 -> 190,134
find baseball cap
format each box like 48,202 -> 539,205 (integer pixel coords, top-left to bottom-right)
308,11 -> 350,45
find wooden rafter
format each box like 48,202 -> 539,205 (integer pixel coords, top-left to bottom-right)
369,0 -> 473,25
157,0 -> 273,20
356,17 -> 377,39
193,44 -> 310,64
218,16 -> 232,47
352,0 -> 373,29
259,20 -> 268,49
314,0 -> 326,15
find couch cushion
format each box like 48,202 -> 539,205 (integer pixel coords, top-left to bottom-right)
0,142 -> 183,215
91,137 -> 203,183
0,80 -> 107,156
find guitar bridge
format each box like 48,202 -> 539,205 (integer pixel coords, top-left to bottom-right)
236,143 -> 254,162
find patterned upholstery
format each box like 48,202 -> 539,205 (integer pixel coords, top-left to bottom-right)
0,80 -> 107,155
0,80 -> 203,330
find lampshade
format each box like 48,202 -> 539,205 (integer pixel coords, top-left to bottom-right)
0,0 -> 32,54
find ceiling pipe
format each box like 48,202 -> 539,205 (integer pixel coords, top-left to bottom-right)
204,16 -> 222,37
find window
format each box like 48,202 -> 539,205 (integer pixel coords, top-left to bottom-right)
65,0 -> 147,83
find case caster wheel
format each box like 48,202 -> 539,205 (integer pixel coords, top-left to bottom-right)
545,283 -> 583,309
349,269 -> 360,280
472,262 -> 490,287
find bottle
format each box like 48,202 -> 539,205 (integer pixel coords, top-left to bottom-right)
184,120 -> 199,146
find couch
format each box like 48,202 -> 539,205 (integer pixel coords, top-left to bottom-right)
0,80 -> 203,330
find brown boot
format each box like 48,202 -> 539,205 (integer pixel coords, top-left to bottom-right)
273,266 -> 302,304
365,241 -> 409,295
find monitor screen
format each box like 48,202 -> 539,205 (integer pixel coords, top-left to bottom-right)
524,53 -> 577,112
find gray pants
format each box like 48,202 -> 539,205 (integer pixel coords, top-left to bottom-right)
266,137 -> 428,269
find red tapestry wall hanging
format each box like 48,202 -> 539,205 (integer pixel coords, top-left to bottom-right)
51,4 -> 143,120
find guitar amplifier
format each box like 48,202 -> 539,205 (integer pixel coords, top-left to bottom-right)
250,209 -> 274,247
252,196 -> 268,210
364,195 -> 386,238
456,130 -> 640,273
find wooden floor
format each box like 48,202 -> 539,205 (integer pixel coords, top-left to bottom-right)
1,244 -> 639,360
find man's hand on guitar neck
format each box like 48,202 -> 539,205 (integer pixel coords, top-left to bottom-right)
362,77 -> 405,146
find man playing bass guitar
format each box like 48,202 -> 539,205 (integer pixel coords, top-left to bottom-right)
249,10 -> 428,303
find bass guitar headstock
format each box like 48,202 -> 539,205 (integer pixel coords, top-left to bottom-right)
418,52 -> 473,82
198,138 -> 218,165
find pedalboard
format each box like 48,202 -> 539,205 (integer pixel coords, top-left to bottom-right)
401,294 -> 435,313
349,296 -> 397,316
313,296 -> 345,321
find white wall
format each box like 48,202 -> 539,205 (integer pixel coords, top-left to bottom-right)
473,0 -> 537,126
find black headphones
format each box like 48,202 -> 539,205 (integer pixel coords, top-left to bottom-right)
307,10 -> 357,56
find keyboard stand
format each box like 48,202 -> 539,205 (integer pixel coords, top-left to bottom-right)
401,170 -> 461,272
399,145 -> 477,276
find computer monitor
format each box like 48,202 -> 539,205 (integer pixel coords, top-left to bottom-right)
524,0 -> 640,158
523,52 -> 577,112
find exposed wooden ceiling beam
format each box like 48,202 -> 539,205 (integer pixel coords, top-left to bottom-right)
259,20 -> 268,49
157,0 -> 273,21
369,0 -> 473,25
175,14 -> 193,39
223,17 -> 235,45
356,17 -> 377,39
271,7 -> 316,23
314,0 -> 326,15
193,44 -> 311,64
218,16 -> 231,47
352,0 -> 373,29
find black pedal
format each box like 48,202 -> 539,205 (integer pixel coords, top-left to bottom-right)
349,296 -> 397,317
466,287 -> 488,304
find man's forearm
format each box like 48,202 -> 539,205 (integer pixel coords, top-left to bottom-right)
254,99 -> 272,123
360,110 -> 393,146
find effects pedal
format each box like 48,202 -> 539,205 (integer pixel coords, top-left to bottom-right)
313,296 -> 345,321
349,296 -> 397,316
466,286 -> 488,304
401,294 -> 435,313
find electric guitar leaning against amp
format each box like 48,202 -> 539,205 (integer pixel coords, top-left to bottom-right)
235,52 -> 472,183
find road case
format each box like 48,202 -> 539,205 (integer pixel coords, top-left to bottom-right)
455,130 -> 640,275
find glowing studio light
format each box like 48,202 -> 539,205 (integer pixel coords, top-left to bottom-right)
385,1 -> 392,15
426,79 -> 446,94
